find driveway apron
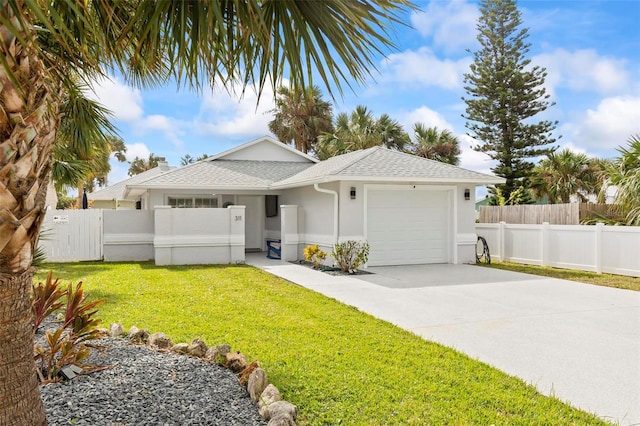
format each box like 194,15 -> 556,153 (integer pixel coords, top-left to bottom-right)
247,255 -> 640,425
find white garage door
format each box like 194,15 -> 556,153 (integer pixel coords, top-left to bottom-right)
366,188 -> 450,266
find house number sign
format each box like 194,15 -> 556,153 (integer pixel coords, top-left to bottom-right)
53,215 -> 69,224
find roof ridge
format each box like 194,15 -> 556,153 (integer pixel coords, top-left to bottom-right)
375,146 -> 498,176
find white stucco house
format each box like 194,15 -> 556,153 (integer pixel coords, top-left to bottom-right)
90,136 -> 504,266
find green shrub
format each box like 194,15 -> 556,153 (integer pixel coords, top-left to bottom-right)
331,240 -> 370,273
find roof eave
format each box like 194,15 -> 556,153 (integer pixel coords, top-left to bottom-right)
272,175 -> 506,189
126,183 -> 274,192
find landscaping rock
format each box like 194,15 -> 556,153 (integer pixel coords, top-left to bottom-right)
128,326 -> 149,343
187,338 -> 208,357
226,351 -> 248,373
109,323 -> 124,337
171,343 -> 189,354
258,384 -> 282,418
267,415 -> 296,426
205,344 -> 231,364
267,401 -> 297,423
148,332 -> 172,349
247,368 -> 268,402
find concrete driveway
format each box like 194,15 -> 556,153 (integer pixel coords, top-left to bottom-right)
248,255 -> 640,425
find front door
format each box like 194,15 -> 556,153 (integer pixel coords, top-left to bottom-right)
237,195 -> 264,251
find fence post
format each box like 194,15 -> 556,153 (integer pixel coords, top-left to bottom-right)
499,221 -> 506,262
541,222 -> 550,267
595,222 -> 603,274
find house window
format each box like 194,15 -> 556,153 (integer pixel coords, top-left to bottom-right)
195,197 -> 218,208
167,196 -> 218,208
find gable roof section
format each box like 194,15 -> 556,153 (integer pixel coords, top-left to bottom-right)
88,163 -> 172,201
209,136 -> 318,163
126,160 -> 312,192
273,146 -> 505,187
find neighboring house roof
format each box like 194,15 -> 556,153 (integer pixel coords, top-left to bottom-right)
273,146 -> 505,188
88,162 -> 172,201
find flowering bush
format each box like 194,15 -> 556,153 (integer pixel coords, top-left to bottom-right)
304,244 -> 327,269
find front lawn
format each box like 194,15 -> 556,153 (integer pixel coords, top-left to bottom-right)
478,261 -> 640,291
37,262 -> 608,425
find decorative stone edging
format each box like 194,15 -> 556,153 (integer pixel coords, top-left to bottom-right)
104,323 -> 298,426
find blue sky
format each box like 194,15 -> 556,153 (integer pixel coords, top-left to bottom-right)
87,0 -> 640,191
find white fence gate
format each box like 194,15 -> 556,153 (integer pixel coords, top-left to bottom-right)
476,222 -> 640,277
40,209 -> 103,262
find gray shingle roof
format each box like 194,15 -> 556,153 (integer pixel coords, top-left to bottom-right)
87,164 -> 172,200
274,146 -> 504,186
131,160 -> 313,189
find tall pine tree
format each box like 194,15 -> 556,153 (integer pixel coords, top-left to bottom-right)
463,0 -> 558,202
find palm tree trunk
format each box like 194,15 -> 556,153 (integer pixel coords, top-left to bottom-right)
1,3 -> 58,423
0,271 -> 46,425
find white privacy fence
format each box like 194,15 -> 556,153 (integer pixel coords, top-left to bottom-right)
40,207 -> 246,265
40,209 -> 103,262
476,222 -> 640,277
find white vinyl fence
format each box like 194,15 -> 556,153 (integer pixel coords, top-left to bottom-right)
476,222 -> 640,277
40,209 -> 103,262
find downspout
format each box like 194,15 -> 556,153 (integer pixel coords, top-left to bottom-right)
313,183 -> 338,244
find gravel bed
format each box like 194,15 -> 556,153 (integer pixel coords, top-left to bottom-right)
40,337 -> 267,426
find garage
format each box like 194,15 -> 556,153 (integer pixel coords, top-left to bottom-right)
366,187 -> 451,266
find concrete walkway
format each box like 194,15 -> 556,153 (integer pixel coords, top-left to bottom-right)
246,254 -> 640,425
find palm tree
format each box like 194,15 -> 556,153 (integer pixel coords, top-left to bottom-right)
51,87 -> 125,206
0,1 -> 412,422
316,105 -> 410,159
410,124 -> 461,165
128,153 -> 162,176
606,135 -> 640,225
529,149 -> 602,204
268,85 -> 334,154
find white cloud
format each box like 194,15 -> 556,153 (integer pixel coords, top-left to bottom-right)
564,96 -> 640,151
411,0 -> 479,53
458,134 -> 496,175
534,49 -> 630,96
401,106 -> 453,133
124,142 -> 151,161
138,115 -> 184,149
381,47 -> 472,90
196,85 -> 276,137
86,76 -> 144,121
106,161 -> 130,186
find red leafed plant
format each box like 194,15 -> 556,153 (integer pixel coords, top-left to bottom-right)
32,272 -> 66,331
32,273 -> 104,383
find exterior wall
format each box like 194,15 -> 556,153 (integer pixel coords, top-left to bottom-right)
281,184 -> 336,258
93,199 -> 137,210
338,181 -> 365,240
220,139 -> 312,162
154,205 -> 245,265
103,210 -> 154,261
476,222 -> 640,277
456,184 -> 478,264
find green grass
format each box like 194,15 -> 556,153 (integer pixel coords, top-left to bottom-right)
479,261 -> 640,291
38,262 -> 609,425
